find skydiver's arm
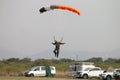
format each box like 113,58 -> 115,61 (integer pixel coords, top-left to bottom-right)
52,42 -> 55,45
60,43 -> 65,45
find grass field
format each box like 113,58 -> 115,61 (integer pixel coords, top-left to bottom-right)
0,76 -> 90,80
0,76 -> 116,80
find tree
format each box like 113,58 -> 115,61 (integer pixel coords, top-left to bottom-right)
6,58 -> 20,62
20,58 -> 31,63
85,57 -> 103,63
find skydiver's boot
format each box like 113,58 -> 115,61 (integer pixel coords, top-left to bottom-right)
56,53 -> 59,58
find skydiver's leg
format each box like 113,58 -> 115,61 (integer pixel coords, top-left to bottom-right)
56,50 -> 59,58
53,50 -> 57,57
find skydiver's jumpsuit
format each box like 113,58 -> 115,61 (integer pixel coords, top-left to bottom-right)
52,42 -> 60,58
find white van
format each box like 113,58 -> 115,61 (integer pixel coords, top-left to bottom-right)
68,62 -> 95,77
24,66 -> 56,77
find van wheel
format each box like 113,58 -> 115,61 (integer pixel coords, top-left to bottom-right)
30,74 -> 34,77
83,74 -> 88,79
106,76 -> 112,80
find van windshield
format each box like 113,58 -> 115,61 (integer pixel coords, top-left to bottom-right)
84,68 -> 92,71
29,66 -> 38,71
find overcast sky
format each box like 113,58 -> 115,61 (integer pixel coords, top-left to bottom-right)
0,0 -> 120,60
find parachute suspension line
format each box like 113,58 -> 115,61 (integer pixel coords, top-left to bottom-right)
39,4 -> 80,40
51,19 -> 68,40
39,4 -> 80,37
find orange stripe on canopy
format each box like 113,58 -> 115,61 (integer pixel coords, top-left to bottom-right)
56,5 -> 80,15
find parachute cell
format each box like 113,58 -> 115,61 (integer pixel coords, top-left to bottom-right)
39,5 -> 80,15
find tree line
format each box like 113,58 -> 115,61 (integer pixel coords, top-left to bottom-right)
1,57 -> 120,65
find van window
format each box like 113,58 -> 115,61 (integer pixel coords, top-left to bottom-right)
41,66 -> 45,70
34,67 -> 40,71
50,67 -> 54,70
69,67 -> 73,71
116,70 -> 120,73
69,65 -> 81,71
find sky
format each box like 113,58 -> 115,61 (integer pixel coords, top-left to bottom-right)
0,0 -> 120,60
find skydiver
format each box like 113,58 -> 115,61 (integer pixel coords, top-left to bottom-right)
52,37 -> 65,58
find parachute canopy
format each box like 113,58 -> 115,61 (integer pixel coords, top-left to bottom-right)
39,5 -> 80,15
